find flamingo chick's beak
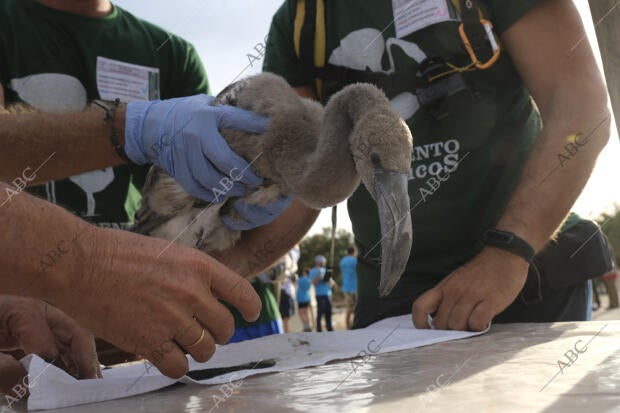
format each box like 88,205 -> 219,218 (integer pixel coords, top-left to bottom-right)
373,167 -> 412,297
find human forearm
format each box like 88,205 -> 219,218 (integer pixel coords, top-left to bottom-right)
0,106 -> 126,185
497,102 -> 610,251
0,181 -> 262,378
213,199 -> 319,278
0,181 -> 92,298
495,0 -> 610,251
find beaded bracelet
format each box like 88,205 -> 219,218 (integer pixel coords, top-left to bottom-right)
92,98 -> 131,163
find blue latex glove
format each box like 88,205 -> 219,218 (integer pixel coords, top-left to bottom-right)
124,94 -> 292,230
222,197 -> 293,231
124,94 -> 266,202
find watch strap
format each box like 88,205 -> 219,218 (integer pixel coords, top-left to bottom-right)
483,229 -> 535,263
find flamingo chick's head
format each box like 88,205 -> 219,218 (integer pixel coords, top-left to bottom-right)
333,83 -> 414,297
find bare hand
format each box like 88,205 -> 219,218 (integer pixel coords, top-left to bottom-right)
412,248 -> 529,331
0,296 -> 100,396
48,227 -> 261,379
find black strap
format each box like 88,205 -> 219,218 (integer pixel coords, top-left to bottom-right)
483,229 -> 536,263
318,64 -> 426,98
299,0 -> 318,87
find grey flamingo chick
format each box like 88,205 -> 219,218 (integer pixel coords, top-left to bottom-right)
132,73 -> 413,297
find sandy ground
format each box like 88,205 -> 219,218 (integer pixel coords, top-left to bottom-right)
285,295 -> 349,332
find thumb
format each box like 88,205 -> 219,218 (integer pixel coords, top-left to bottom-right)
412,287 -> 443,329
216,106 -> 269,134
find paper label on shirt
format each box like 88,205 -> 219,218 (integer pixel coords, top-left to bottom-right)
392,0 -> 457,39
96,56 -> 160,102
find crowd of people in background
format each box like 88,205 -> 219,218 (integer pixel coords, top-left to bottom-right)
267,245 -> 359,335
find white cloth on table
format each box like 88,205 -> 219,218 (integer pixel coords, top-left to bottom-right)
20,315 -> 487,411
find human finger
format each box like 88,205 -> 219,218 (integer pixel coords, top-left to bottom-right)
215,105 -> 270,135
207,259 -> 261,322
468,301 -> 494,332
446,297 -> 480,331
182,146 -> 248,199
412,287 -> 443,329
175,322 -> 216,364
146,340 -> 189,380
194,124 -> 263,187
46,304 -> 102,379
193,299 -> 235,345
236,198 -> 292,224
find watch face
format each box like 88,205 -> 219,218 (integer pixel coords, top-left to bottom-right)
484,230 -> 535,263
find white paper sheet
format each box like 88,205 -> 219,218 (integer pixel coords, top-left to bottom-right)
391,0 -> 457,39
20,315 -> 487,411
96,56 -> 160,102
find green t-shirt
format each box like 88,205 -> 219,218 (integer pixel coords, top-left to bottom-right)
264,0 -> 544,298
227,281 -> 281,329
0,0 -> 209,229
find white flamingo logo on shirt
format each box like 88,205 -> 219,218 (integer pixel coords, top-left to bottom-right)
328,28 -> 428,121
69,168 -> 115,216
10,73 -> 115,216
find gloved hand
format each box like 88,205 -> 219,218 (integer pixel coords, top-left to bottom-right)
222,196 -> 293,231
124,95 -> 267,203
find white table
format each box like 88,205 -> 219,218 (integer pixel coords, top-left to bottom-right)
5,321 -> 620,413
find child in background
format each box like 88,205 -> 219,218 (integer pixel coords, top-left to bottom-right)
279,246 -> 300,333
310,255 -> 334,332
297,268 -> 312,332
279,274 -> 296,333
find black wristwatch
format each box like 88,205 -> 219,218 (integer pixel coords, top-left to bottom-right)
482,229 -> 535,263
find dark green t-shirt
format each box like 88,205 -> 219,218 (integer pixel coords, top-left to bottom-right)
264,0 -> 544,298
0,0 -> 209,228
227,281 -> 281,329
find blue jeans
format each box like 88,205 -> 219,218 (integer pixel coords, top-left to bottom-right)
316,295 -> 333,332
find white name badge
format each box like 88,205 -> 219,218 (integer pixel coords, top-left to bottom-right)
392,0 -> 457,39
96,56 -> 160,102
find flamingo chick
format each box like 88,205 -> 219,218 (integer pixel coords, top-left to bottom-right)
133,73 -> 413,297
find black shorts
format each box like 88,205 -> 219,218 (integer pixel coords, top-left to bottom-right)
279,290 -> 295,318
298,301 -> 310,309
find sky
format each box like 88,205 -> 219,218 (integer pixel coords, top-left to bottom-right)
114,0 -> 620,235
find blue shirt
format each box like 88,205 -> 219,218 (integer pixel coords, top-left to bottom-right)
310,267 -> 331,297
296,276 -> 312,303
340,255 -> 357,293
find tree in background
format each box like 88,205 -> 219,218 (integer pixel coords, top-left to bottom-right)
299,227 -> 354,290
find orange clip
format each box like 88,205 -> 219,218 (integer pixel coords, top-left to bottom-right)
458,18 -> 501,70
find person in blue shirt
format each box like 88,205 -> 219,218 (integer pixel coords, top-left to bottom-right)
310,255 -> 334,332
296,267 -> 313,332
340,246 -> 358,330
